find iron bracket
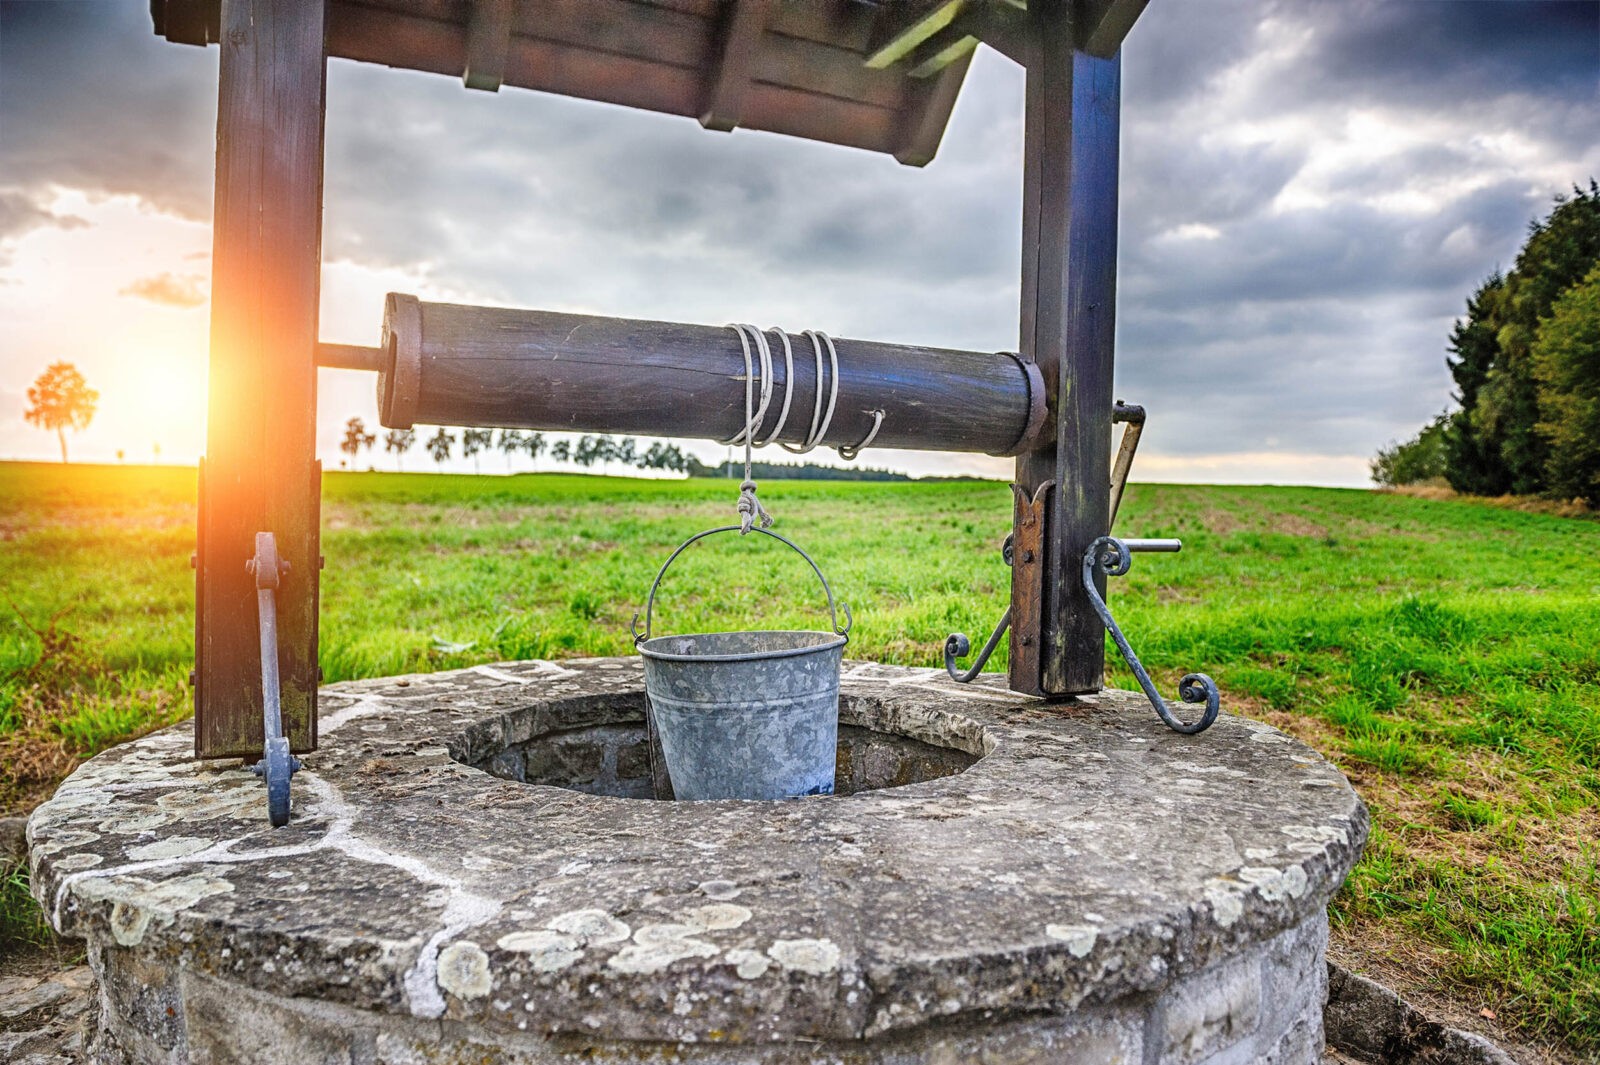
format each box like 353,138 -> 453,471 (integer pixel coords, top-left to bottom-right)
1082,535 -> 1219,734
247,531 -> 301,826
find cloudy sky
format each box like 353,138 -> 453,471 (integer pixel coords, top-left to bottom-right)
2,0 -> 1597,483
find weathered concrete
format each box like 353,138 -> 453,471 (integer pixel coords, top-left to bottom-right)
29,658 -> 1368,1063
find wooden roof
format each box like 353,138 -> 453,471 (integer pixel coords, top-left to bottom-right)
152,1 -> 1144,167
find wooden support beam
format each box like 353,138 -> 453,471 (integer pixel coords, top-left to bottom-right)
1076,0 -> 1148,58
700,0 -> 775,131
197,0 -> 326,758
463,0 -> 513,91
1011,1 -> 1122,697
902,25 -> 978,80
956,1 -> 1029,67
865,1 -> 966,70
893,47 -> 974,166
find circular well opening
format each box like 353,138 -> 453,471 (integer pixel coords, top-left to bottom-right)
455,692 -> 986,800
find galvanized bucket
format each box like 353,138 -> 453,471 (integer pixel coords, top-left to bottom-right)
633,526 -> 852,801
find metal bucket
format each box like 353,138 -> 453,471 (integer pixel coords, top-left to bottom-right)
634,526 -> 851,801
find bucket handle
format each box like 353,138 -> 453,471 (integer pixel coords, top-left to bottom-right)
633,525 -> 852,644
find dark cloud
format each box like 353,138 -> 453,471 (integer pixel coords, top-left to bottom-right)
0,0 -> 217,221
1290,0 -> 1600,107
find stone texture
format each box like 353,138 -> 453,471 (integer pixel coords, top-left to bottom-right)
1323,965 -> 1520,1065
29,658 -> 1371,1063
0,964 -> 93,1064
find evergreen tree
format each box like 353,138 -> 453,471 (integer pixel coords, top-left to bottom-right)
1532,262 -> 1600,504
1436,182 -> 1600,495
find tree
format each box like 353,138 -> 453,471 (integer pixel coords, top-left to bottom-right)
616,437 -> 638,472
24,361 -> 98,463
549,439 -> 571,464
1371,412 -> 1450,487
1533,262 -> 1600,504
523,431 -> 546,470
426,427 -> 455,468
1441,183 -> 1600,495
574,435 -> 600,469
461,428 -> 493,473
340,417 -> 376,469
384,428 -> 416,471
497,429 -> 526,471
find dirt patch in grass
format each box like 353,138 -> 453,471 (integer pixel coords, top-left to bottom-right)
1386,485 -> 1595,521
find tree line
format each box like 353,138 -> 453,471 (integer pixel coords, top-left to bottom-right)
340,419 -> 691,475
1374,182 -> 1600,504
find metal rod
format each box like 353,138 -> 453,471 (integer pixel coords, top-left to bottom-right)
316,342 -> 386,372
1109,400 -> 1145,527
1120,538 -> 1182,553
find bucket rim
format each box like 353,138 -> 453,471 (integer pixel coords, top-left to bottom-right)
637,629 -> 847,664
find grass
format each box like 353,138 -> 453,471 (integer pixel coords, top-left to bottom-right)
1,461 -> 1597,1057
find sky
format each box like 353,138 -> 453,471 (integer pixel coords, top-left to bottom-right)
1,0 -> 1597,484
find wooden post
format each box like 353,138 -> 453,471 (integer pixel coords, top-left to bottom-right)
196,0 -> 327,758
1010,2 -> 1122,696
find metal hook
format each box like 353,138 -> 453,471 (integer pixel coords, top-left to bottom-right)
1082,535 -> 1219,735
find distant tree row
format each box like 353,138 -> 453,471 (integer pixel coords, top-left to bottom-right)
684,457 -> 911,481
1374,183 -> 1600,504
338,418 -> 690,475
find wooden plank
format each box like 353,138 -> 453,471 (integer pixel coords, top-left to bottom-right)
893,46 -> 973,166
701,0 -> 776,131
197,0 -> 326,758
1012,0 -> 1123,697
463,0 -> 513,91
1076,0 -> 1147,58
326,3 -> 899,151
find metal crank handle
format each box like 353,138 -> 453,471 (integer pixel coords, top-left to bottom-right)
1083,535 -> 1219,735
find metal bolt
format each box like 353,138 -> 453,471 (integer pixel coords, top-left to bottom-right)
1020,635 -> 1034,647
189,552 -> 197,570
187,670 -> 197,687
1022,550 -> 1035,564
318,555 -> 325,570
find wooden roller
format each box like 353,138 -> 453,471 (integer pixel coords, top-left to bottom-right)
360,294 -> 1047,456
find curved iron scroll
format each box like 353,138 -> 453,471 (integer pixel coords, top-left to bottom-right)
944,607 -> 1011,682
1083,536 -> 1219,735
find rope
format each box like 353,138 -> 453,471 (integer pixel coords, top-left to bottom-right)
781,330 -> 840,455
721,324 -> 889,531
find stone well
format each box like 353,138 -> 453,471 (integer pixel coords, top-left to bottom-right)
28,659 -> 1366,1064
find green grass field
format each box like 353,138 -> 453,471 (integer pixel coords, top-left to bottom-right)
2,461 -> 1597,1058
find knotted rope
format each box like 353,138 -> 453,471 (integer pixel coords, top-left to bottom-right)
725,323 -> 776,534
